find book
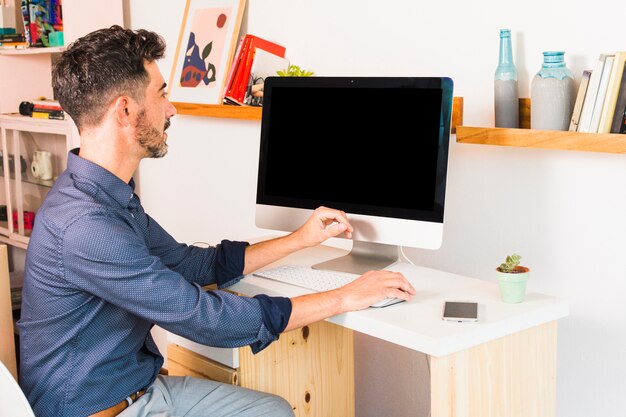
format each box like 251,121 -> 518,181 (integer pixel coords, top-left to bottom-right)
223,34 -> 252,104
223,35 -> 247,102
33,99 -> 62,111
610,64 -> 626,133
569,70 -> 592,131
588,54 -> 615,133
28,0 -> 62,47
0,41 -> 29,49
578,54 -> 612,133
243,49 -> 289,106
32,106 -> 63,114
598,51 -> 626,133
0,34 -> 26,43
20,0 -> 31,46
225,35 -> 286,104
31,110 -> 64,120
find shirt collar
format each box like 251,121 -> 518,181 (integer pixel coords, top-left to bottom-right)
67,148 -> 136,208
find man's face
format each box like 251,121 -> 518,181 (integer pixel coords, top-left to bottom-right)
135,61 -> 177,158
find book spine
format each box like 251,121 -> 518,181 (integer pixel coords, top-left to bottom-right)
224,35 -> 252,104
32,107 -> 64,117
610,65 -> 626,133
32,99 -> 61,107
578,54 -> 609,133
31,111 -> 64,120
569,70 -> 592,132
20,0 -> 32,46
598,52 -> 626,133
33,104 -> 63,111
0,34 -> 26,42
588,55 -> 615,133
0,43 -> 29,49
223,35 -> 246,100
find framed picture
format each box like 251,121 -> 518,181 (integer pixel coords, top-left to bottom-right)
168,0 -> 246,105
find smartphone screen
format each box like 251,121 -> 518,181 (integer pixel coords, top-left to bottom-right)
442,301 -> 478,322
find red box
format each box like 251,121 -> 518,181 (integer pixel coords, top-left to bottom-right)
13,210 -> 35,230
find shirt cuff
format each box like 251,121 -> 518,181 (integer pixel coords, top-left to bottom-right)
214,240 -> 249,288
253,294 -> 293,336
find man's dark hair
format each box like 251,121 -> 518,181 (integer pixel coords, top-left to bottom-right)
52,25 -> 166,131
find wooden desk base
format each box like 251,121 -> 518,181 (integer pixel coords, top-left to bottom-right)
431,321 -> 557,417
169,320 -> 354,417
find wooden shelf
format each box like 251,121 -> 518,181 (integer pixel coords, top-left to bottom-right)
0,46 -> 64,56
172,103 -> 262,120
456,126 -> 626,154
172,97 -> 465,133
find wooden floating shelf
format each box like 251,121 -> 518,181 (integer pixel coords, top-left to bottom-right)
172,103 -> 262,120
456,126 -> 626,154
172,97 -> 465,133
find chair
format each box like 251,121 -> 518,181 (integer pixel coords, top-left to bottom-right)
0,360 -> 36,417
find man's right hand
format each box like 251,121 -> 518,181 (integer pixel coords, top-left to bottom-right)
333,270 -> 416,311
284,269 -> 415,331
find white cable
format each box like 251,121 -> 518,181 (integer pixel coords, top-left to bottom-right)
399,245 -> 415,265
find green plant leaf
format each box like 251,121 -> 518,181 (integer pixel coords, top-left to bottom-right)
276,64 -> 314,77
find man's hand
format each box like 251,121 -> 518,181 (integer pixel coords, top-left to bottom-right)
285,269 -> 416,331
292,206 -> 354,248
333,270 -> 416,311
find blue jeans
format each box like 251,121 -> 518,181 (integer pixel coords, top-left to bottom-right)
118,375 -> 295,417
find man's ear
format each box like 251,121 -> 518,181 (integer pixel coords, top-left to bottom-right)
113,97 -> 132,126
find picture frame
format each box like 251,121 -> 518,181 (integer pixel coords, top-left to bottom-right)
168,0 -> 246,106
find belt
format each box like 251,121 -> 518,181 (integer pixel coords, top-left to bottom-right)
89,390 -> 145,417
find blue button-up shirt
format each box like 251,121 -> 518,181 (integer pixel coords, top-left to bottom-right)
18,149 -> 292,417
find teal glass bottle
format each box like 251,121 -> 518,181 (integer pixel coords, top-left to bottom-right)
530,51 -> 576,131
494,29 -> 519,128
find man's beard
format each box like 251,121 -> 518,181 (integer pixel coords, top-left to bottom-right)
136,110 -> 170,158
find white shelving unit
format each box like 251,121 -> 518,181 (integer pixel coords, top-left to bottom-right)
0,114 -> 79,248
0,0 -> 124,251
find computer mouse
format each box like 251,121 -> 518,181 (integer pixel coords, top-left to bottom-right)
370,297 -> 405,308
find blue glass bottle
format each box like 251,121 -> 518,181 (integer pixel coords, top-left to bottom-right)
530,51 -> 576,131
494,29 -> 519,128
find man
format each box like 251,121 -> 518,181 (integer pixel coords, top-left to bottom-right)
18,26 -> 415,417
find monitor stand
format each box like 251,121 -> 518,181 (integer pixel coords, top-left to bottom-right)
311,241 -> 399,275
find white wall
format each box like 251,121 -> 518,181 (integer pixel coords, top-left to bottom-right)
129,1 -> 626,416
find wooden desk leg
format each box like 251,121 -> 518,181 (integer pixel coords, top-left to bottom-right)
239,321 -> 355,417
430,321 -> 557,417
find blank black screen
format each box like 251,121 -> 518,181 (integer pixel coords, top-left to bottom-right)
257,77 -> 452,223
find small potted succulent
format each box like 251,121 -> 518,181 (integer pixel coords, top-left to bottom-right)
495,253 -> 529,303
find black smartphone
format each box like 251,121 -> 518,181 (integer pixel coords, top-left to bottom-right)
442,301 -> 478,322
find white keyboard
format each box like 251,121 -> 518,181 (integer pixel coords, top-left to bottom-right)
253,265 -> 404,308
253,265 -> 359,292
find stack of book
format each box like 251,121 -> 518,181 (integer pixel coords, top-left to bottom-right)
223,34 -> 289,106
31,99 -> 64,120
0,33 -> 28,49
570,51 -> 626,134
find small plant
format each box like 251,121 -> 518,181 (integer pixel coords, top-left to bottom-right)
498,253 -> 522,273
276,64 -> 314,77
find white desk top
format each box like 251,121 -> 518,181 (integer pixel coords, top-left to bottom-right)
229,244 -> 569,357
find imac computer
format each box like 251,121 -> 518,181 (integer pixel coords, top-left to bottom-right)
255,76 -> 454,274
